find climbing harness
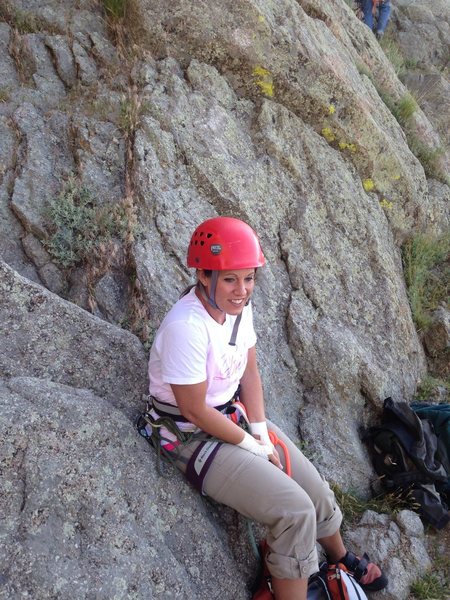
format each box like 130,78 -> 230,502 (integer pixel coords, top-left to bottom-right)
136,390 -> 291,496
136,387 -> 245,492
137,391 -> 314,597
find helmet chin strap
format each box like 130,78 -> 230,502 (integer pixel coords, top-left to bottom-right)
197,270 -> 250,347
197,270 -> 222,311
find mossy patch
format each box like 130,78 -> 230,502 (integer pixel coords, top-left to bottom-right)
43,178 -> 133,269
402,233 -> 450,332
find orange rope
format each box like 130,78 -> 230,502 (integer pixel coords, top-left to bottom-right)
231,401 -> 292,476
268,431 -> 292,477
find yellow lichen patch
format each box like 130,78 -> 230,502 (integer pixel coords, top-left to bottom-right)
363,178 -> 375,192
328,105 -> 336,115
321,127 -> 336,143
253,66 -> 270,77
379,198 -> 393,210
258,15 -> 265,22
338,141 -> 357,153
257,80 -> 274,97
392,174 -> 401,180
252,66 -> 274,97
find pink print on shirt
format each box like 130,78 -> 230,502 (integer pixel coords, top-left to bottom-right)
213,348 -> 247,380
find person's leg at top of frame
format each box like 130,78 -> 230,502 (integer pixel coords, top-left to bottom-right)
360,0 -> 374,30
375,0 -> 391,38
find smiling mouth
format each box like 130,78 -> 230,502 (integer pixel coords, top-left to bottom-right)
230,299 -> 245,305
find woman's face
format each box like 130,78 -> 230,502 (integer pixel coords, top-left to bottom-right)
198,269 -> 256,320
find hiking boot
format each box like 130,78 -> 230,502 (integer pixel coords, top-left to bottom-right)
339,551 -> 388,592
375,31 -> 384,40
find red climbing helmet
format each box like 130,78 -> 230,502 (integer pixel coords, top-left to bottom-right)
187,216 -> 266,270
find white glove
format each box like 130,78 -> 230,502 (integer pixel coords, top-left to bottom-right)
237,431 -> 273,458
249,421 -> 271,446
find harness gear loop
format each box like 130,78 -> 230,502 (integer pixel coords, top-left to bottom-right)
229,401 -> 250,425
135,406 -> 204,476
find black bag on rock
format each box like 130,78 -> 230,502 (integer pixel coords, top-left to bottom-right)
364,397 -> 450,530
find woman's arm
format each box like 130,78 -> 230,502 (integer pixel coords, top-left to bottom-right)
239,346 -> 266,422
239,346 -> 282,469
171,380 -> 246,444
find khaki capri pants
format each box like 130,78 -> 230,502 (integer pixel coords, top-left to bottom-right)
174,419 -> 342,580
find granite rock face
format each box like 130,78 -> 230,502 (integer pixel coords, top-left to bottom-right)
0,261 -> 147,415
0,376 -> 251,600
345,510 -> 432,599
0,0 -> 448,597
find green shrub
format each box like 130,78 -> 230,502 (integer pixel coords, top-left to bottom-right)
410,533 -> 450,599
402,233 -> 450,331
356,35 -> 447,183
44,178 -> 124,268
410,540 -> 450,600
8,9 -> 60,34
414,375 -> 450,401
356,62 -> 376,84
379,37 -> 407,77
407,135 -> 446,181
118,95 -> 149,134
410,571 -> 450,600
393,93 -> 418,125
330,484 -> 418,525
119,97 -> 137,133
404,58 -> 419,70
102,0 -> 126,20
377,90 -> 446,182
13,10 -> 41,33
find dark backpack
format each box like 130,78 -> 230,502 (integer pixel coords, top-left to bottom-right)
364,397 -> 450,530
411,402 -> 450,503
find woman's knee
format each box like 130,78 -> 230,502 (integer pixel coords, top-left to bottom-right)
270,490 -> 316,541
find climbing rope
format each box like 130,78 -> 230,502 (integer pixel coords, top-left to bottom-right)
268,430 -> 292,477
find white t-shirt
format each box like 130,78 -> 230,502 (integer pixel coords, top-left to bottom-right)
148,287 -> 257,434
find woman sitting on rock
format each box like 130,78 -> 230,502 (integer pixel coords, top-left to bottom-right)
143,216 -> 388,599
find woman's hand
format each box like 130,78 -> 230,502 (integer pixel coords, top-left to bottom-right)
268,446 -> 283,470
238,431 -> 273,457
250,434 -> 283,470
